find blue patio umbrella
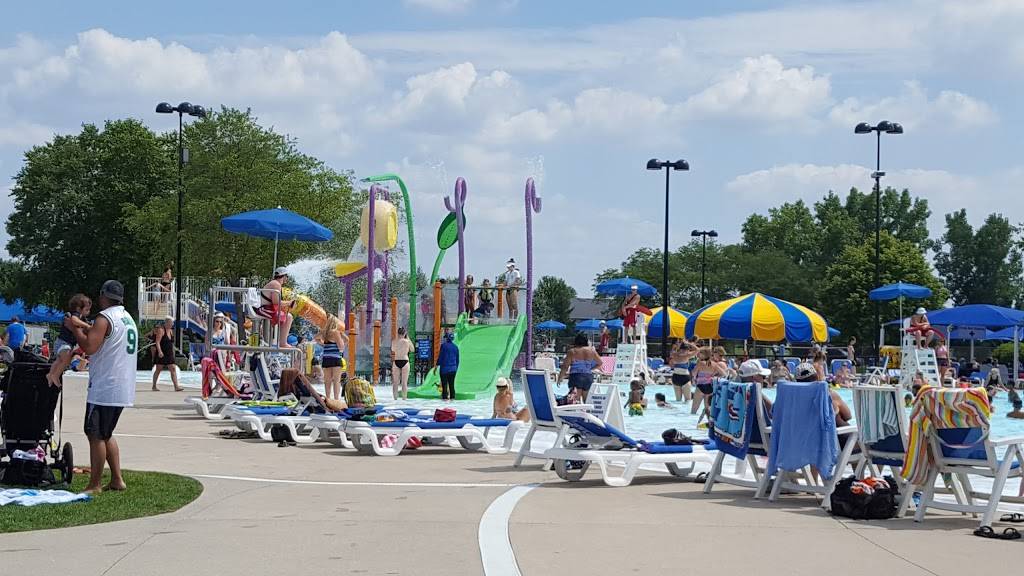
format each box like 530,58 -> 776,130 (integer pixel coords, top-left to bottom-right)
595,277 -> 657,297
576,318 -> 620,332
926,304 -> 1024,329
827,327 -> 841,340
868,282 -> 933,301
990,326 -> 1024,341
221,207 -> 333,272
535,320 -> 566,330
0,299 -> 64,324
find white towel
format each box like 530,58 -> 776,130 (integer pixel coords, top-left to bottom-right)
0,488 -> 91,507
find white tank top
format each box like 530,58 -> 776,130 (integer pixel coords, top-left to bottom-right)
87,305 -> 138,407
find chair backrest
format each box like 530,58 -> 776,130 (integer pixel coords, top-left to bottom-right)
750,380 -> 772,451
852,384 -> 910,465
755,358 -> 769,369
521,369 -> 557,428
831,359 -> 853,375
533,355 -> 557,375
558,413 -> 638,447
249,353 -> 277,399
785,359 -> 798,375
648,358 -> 664,370
924,388 -> 995,468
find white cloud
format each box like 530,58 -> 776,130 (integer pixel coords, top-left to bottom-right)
680,55 -> 831,124
0,122 -> 55,147
403,0 -> 473,13
829,81 -> 996,130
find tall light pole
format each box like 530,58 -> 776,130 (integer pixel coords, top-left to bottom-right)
156,101 -> 207,352
691,230 -> 718,307
855,120 -> 903,362
646,158 -> 689,361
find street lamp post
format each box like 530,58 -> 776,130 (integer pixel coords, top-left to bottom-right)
646,158 -> 689,361
156,101 -> 207,352
855,120 -> 903,362
691,230 -> 718,307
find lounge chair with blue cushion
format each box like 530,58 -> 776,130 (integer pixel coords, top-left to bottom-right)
514,369 -> 594,468
339,414 -> 524,456
908,387 -> 1024,530
543,412 -> 716,487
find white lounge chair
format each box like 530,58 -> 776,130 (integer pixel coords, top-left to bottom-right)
909,387 -> 1024,531
543,412 -> 715,487
340,416 -> 524,456
852,383 -> 916,516
704,380 -> 775,497
513,368 -> 592,468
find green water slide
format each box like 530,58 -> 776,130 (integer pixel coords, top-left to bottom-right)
408,313 -> 528,400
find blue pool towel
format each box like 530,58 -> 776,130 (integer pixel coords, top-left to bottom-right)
767,381 -> 839,479
710,382 -> 756,460
640,440 -> 717,454
0,489 -> 91,507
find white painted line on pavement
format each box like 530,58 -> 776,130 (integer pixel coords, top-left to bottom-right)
479,483 -> 539,576
191,473 -> 522,488
120,433 -> 219,440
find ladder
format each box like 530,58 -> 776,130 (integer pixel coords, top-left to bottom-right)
899,332 -> 942,388
612,312 -> 652,386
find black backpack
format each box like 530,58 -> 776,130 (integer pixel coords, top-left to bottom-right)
830,475 -> 900,520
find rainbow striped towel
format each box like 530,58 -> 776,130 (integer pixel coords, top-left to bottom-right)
903,387 -> 990,486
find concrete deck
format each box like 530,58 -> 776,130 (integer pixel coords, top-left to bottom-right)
1,382 -> 1018,575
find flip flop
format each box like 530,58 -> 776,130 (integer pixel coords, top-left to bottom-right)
1001,513 -> 1024,523
693,472 -> 708,484
975,526 -> 1022,540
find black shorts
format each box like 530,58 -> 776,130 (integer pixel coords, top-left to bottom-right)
84,403 -> 124,440
937,358 -> 949,367
696,383 -> 713,395
322,356 -> 341,368
568,373 -> 593,392
672,373 -> 691,387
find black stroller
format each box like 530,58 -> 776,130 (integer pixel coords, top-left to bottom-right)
0,345 -> 74,487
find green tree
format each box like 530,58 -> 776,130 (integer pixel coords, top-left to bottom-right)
126,107 -> 360,283
5,120 -> 176,309
842,186 -> 931,249
933,210 -> 1024,306
533,276 -> 577,327
719,246 -> 818,306
0,259 -> 22,301
741,200 -> 821,267
819,233 -> 947,342
593,241 -> 729,312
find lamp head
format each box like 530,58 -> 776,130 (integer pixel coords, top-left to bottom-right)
156,102 -> 174,114
690,230 -> 701,237
854,122 -> 872,134
876,120 -> 894,132
887,122 -> 903,134
177,102 -> 194,115
708,230 -> 719,238
190,105 -> 207,118
646,158 -> 662,171
670,159 -> 690,171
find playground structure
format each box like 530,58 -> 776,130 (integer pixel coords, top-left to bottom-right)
139,171 -> 543,400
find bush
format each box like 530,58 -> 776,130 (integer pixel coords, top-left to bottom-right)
992,342 -> 1024,365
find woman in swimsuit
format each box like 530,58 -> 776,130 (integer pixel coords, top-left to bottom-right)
492,377 -> 529,421
322,316 -> 348,401
557,332 -> 603,401
159,264 -> 173,293
391,326 -> 414,400
619,285 -> 641,342
691,346 -> 727,415
464,274 -> 477,317
670,338 -> 697,402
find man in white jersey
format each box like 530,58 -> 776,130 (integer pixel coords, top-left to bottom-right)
65,280 -> 138,494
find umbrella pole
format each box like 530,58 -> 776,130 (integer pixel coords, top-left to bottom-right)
1014,329 -> 1019,386
272,232 -> 279,275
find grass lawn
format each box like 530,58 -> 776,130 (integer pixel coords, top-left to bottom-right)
0,470 -> 202,533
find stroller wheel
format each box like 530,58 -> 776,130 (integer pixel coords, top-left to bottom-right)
60,442 -> 74,485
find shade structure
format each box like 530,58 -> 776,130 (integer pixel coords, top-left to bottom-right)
684,292 -> 829,343
645,306 -> 690,339
576,318 -> 620,332
221,207 -> 333,272
868,282 -> 933,301
925,304 -> 1024,329
988,326 -> 1024,341
947,327 -> 994,341
595,277 -> 657,297
0,299 -> 64,324
535,320 -> 566,330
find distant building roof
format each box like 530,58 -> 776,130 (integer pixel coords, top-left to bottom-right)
570,298 -> 613,321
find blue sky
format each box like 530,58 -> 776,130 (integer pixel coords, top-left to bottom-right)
2,0 -> 1021,294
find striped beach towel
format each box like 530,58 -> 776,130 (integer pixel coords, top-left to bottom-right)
902,387 -> 990,486
854,388 -> 901,444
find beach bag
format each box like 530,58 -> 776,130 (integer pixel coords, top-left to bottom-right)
830,476 -> 899,520
434,408 -> 457,422
270,424 -> 294,443
1,458 -> 54,487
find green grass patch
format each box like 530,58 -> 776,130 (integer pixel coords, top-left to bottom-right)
0,470 -> 202,533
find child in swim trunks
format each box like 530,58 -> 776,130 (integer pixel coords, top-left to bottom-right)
46,294 -> 92,387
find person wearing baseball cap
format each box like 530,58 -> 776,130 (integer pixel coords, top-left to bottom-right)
738,359 -> 771,383
793,361 -> 853,430
908,307 -> 934,349
500,258 -> 522,320
64,279 -> 139,494
257,267 -> 294,348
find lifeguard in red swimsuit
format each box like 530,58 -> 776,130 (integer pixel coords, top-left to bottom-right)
906,307 -> 934,349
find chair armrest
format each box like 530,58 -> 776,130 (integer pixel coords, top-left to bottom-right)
836,425 -> 858,437
556,404 -> 593,414
990,435 -> 1024,447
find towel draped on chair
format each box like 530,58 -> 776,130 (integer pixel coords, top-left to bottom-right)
768,381 -> 840,479
902,386 -> 991,486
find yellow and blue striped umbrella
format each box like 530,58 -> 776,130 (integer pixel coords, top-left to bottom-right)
684,292 -> 829,342
644,306 -> 690,339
